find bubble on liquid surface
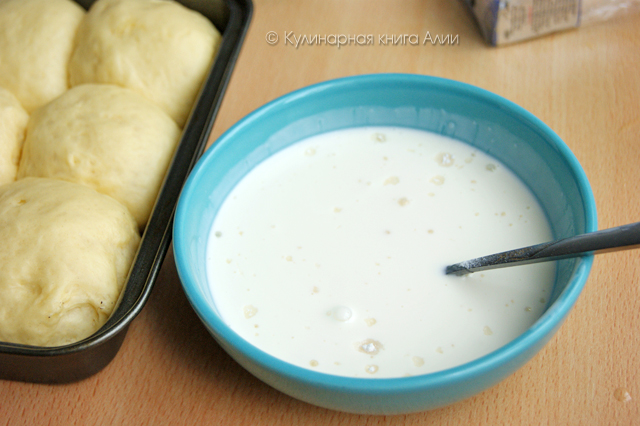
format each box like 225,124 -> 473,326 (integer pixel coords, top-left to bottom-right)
384,176 -> 400,185
331,306 -> 352,322
398,197 -> 409,206
373,133 -> 386,142
430,175 -> 445,185
243,305 -> 258,319
435,152 -> 455,167
412,356 -> 425,367
357,339 -> 384,355
365,365 -> 379,374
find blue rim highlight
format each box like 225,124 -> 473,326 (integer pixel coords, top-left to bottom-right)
174,73 -> 596,410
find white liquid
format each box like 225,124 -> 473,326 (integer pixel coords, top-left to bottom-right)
206,127 -> 555,378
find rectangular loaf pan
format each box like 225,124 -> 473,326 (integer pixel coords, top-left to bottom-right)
0,0 -> 252,384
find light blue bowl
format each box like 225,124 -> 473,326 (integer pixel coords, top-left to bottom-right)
173,74 -> 596,415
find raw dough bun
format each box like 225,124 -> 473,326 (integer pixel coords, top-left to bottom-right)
0,0 -> 85,112
18,84 -> 181,229
69,0 -> 222,127
0,177 -> 141,347
0,87 -> 29,185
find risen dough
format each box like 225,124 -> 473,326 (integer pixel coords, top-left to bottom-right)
18,84 -> 181,229
0,88 -> 29,185
69,0 -> 222,127
0,0 -> 85,112
0,177 -> 140,347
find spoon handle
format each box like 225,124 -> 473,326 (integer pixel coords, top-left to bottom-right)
445,221 -> 640,276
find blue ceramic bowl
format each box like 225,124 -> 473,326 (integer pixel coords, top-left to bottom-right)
173,74 -> 596,414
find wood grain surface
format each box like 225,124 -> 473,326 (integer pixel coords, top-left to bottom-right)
2,1 -> 639,424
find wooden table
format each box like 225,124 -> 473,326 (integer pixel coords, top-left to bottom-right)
3,1 -> 639,424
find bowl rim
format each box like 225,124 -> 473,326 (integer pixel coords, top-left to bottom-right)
174,73 -> 597,394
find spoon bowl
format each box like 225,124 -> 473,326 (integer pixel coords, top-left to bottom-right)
447,222 -> 640,275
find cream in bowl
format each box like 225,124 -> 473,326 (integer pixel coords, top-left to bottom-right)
206,126 -> 555,378
173,74 -> 596,414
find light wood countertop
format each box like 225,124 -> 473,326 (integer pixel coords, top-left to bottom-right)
3,1 -> 639,424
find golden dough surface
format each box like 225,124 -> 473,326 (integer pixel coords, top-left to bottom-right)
0,87 -> 29,185
69,0 -> 222,127
0,0 -> 85,112
18,84 -> 182,229
0,177 -> 140,347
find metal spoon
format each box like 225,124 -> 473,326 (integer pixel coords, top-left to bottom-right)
445,222 -> 640,276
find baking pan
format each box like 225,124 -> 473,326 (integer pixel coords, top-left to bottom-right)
0,0 -> 252,383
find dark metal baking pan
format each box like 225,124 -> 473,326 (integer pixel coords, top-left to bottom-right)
0,0 -> 252,383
